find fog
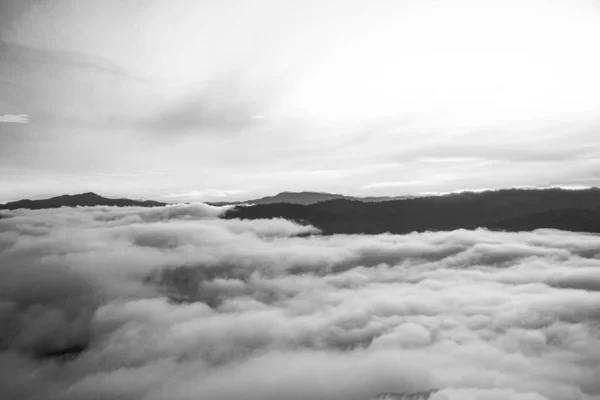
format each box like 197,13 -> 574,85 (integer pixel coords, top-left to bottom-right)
1,204 -> 599,400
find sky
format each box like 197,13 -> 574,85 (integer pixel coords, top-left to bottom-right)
2,203 -> 600,399
1,0 -> 600,202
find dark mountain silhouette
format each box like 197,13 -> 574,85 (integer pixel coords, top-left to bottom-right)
493,208 -> 600,232
209,191 -> 414,206
209,191 -> 346,206
371,389 -> 438,399
224,188 -> 600,235
0,192 -> 167,210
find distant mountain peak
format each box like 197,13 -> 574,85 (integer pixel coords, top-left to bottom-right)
271,191 -> 337,196
79,192 -> 101,197
51,192 -> 102,200
371,389 -> 438,399
208,191 -> 413,206
52,192 -> 102,199
0,193 -> 167,210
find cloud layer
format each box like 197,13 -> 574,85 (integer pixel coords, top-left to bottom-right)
1,205 -> 600,399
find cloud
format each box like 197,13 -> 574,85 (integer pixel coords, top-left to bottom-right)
164,189 -> 245,200
1,205 -> 600,399
0,114 -> 29,123
416,157 -> 484,164
142,78 -> 273,137
4,0 -> 600,201
362,181 -> 428,189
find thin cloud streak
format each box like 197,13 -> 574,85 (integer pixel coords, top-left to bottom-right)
0,114 -> 29,123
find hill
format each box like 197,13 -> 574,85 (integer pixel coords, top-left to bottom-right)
223,188 -> 600,234
371,390 -> 437,399
209,191 -> 414,206
0,192 -> 167,210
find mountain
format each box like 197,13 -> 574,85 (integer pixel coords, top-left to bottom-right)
371,390 -> 438,400
209,191 -> 414,206
0,192 -> 167,210
493,208 -> 600,232
223,188 -> 600,235
209,191 -> 346,206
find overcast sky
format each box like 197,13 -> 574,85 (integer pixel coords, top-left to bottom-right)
1,0 -> 600,202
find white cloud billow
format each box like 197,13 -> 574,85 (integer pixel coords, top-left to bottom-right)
0,205 -> 599,399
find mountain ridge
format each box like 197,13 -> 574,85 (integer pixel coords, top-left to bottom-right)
208,191 -> 415,206
6,188 -> 600,236
0,192 -> 167,210
223,187 -> 600,235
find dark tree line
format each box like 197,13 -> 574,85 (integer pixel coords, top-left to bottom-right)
224,188 -> 600,235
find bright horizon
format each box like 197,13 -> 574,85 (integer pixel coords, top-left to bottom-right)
1,184 -> 597,205
2,0 -> 600,203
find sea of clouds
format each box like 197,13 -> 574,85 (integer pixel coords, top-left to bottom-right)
1,203 -> 600,400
